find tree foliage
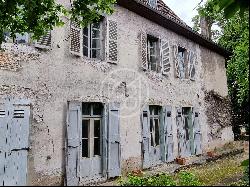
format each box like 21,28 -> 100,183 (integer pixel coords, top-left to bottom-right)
193,0 -> 249,136
0,0 -> 116,45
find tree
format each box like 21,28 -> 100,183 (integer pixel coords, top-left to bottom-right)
193,0 -> 249,138
0,0 -> 116,46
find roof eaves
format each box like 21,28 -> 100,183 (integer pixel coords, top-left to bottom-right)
117,0 -> 232,58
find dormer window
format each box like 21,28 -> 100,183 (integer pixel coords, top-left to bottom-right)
148,0 -> 157,8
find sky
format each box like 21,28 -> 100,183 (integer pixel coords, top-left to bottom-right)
163,0 -> 205,27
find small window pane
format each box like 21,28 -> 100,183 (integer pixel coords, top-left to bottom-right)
83,27 -> 88,36
82,120 -> 89,138
93,103 -> 102,115
149,107 -> 153,115
83,46 -> 88,57
91,49 -> 101,59
155,119 -> 159,146
94,138 -> 100,156
92,29 -> 100,38
92,23 -> 100,29
151,133 -> 154,146
82,103 -> 91,115
82,139 -> 88,157
150,118 -> 153,133
94,120 -> 100,138
151,60 -> 157,71
92,39 -> 100,48
83,36 -> 88,47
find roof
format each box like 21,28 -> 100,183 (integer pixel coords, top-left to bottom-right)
117,0 -> 231,58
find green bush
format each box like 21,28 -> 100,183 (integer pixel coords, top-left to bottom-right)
241,159 -> 249,185
177,171 -> 204,186
119,172 -> 203,186
119,173 -> 176,186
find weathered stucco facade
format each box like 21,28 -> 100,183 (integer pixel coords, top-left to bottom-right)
0,0 -> 234,186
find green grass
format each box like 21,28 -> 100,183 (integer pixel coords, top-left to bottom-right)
184,155 -> 246,186
118,154 -> 248,186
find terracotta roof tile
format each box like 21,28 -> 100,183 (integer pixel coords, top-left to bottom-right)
139,0 -> 192,29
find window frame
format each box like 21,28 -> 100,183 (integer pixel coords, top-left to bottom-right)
177,46 -> 189,79
81,103 -> 103,159
147,35 -> 161,72
83,22 -> 103,60
149,105 -> 161,148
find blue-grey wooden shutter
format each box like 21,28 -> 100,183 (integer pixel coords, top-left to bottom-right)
140,32 -> 148,71
66,101 -> 81,186
173,45 -> 180,78
107,102 -> 121,178
0,101 -> 6,186
161,40 -> 171,76
165,106 -> 174,162
188,51 -> 197,81
70,21 -> 83,57
107,20 -> 118,64
0,98 -> 30,186
141,105 -> 150,169
193,108 -> 202,155
35,30 -> 52,49
102,104 -> 108,177
176,107 -> 186,158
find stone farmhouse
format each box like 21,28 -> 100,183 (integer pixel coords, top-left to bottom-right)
0,0 -> 234,185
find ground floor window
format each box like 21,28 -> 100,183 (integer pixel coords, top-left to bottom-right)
149,105 -> 161,147
82,103 -> 103,158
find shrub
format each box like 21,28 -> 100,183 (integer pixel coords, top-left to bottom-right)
177,171 -> 204,186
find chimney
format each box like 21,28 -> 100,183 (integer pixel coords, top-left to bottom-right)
200,16 -> 211,39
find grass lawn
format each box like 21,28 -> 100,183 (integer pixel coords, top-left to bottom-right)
183,153 -> 248,186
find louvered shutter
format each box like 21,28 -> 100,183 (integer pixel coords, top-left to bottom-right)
66,102 -> 81,186
35,31 -> 52,49
176,107 -> 186,158
140,32 -> 148,71
188,51 -> 197,81
164,106 -> 174,162
107,20 -> 118,64
141,105 -> 150,169
70,21 -> 82,56
193,108 -> 202,155
173,45 -> 181,78
161,40 -> 171,75
107,102 -> 121,178
160,106 -> 174,162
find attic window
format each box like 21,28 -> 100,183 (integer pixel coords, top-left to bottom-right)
3,32 -> 31,44
148,0 -> 157,8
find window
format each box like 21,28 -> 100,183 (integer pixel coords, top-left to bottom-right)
3,32 -> 30,44
148,0 -> 157,8
182,107 -> 192,141
83,22 -> 102,59
82,102 -> 103,158
149,106 -> 161,147
178,47 -> 188,79
147,35 -> 160,72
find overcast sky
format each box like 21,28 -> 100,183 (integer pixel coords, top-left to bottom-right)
163,0 -> 205,27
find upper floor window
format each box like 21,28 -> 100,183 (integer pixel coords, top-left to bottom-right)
3,32 -> 31,44
147,35 -> 160,72
70,19 -> 118,64
178,46 -> 188,79
83,22 -> 102,59
148,0 -> 157,8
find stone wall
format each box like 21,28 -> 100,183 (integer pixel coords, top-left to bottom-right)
0,5 -> 233,186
